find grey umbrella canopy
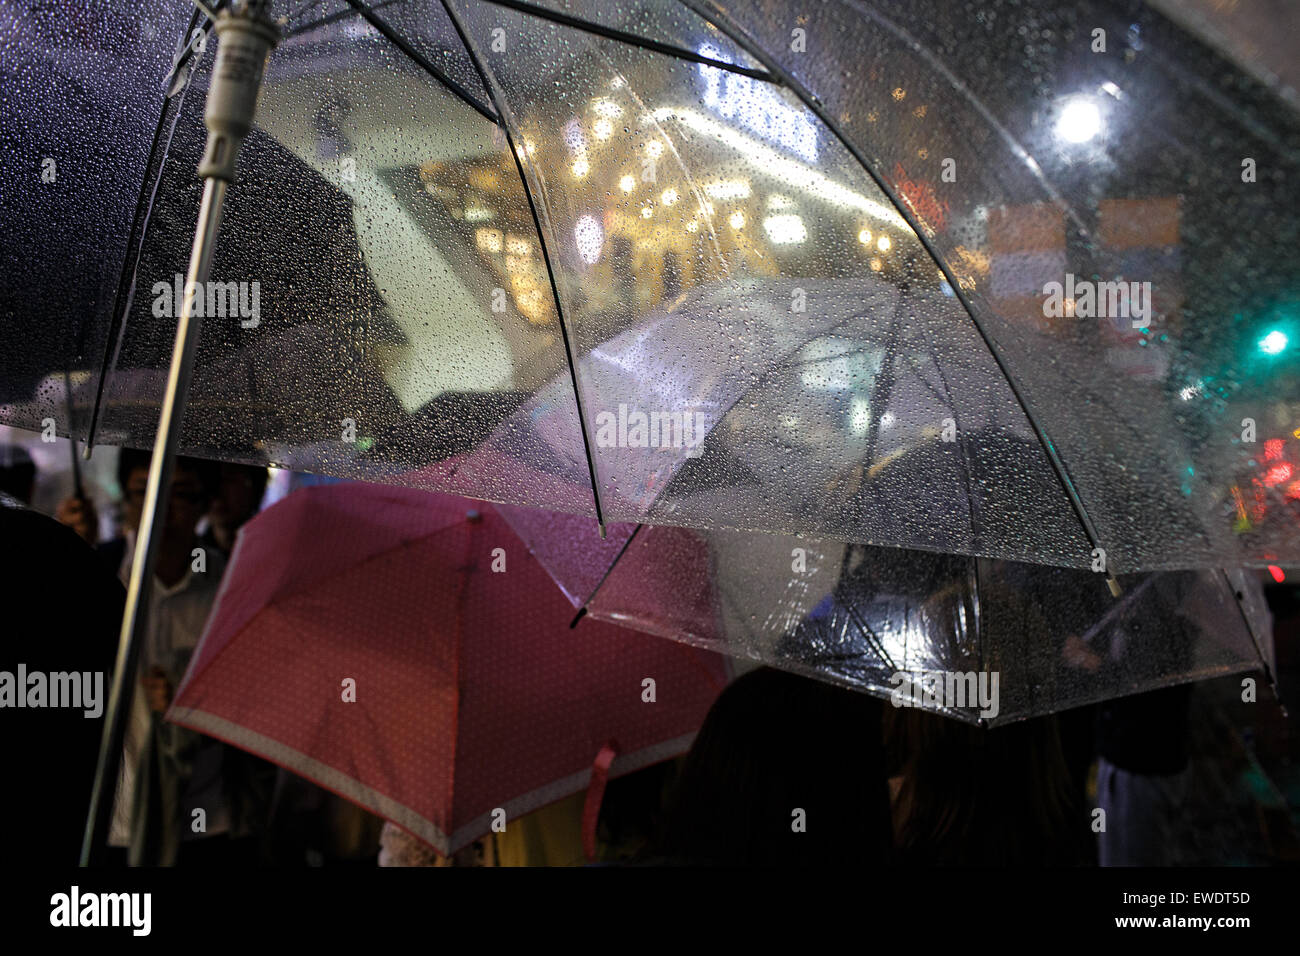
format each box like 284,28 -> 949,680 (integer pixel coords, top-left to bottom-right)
2,0 -> 1298,573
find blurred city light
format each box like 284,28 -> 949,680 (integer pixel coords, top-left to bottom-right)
763,214 -> 807,244
574,215 -> 602,264
705,179 -> 751,200
1259,329 -> 1288,354
1056,96 -> 1103,143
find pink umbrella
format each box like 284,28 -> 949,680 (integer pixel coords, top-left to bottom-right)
169,483 -> 727,858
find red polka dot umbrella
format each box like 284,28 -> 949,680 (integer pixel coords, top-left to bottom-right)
168,482 -> 727,858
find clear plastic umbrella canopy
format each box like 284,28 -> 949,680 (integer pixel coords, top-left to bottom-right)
494,502 -> 1275,725
2,0 -> 1298,573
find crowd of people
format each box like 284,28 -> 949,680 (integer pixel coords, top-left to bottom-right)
0,441 -> 1258,867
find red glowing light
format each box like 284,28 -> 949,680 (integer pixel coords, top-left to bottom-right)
1268,565 -> 1285,583
1263,462 -> 1294,486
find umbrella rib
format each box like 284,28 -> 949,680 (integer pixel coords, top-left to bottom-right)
841,596 -> 898,674
286,0 -> 330,23
473,0 -> 772,81
438,0 -> 608,534
341,0 -> 498,123
1219,569 -> 1277,693
648,310 -> 862,501
86,5 -> 209,455
283,0 -> 402,37
834,0 -> 1092,240
678,0 -> 1116,585
859,294 -> 902,501
925,353 -> 983,552
569,523 -> 643,627
1078,575 -> 1156,644
162,3 -> 215,93
188,0 -> 218,21
969,555 -> 983,700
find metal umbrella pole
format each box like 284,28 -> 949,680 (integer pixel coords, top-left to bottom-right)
81,0 -> 278,866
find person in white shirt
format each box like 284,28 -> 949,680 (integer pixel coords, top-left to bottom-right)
96,454 -> 228,864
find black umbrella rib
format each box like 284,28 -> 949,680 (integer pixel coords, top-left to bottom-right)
85,5 -> 209,454
678,0 -> 1116,584
569,523 -> 643,627
437,0 -> 608,534
472,0 -> 772,80
836,0 -> 1091,240
91,2 -> 497,452
1219,569 -> 1278,694
841,597 -> 898,673
284,0 -> 332,28
284,0 -> 402,38
340,0 -> 498,123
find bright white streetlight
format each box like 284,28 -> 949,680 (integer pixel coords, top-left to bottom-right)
1056,96 -> 1103,143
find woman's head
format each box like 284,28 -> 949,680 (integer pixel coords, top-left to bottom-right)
656,666 -> 893,866
885,706 -> 1085,866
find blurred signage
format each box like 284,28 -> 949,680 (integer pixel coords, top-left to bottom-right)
987,202 -> 1066,322
1098,196 -> 1182,339
698,45 -> 818,162
894,162 -> 948,232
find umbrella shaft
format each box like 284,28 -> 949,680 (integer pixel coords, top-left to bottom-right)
80,177 -> 227,865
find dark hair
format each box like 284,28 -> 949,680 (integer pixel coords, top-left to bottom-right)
652,666 -> 892,866
885,706 -> 1086,866
222,461 -> 269,502
116,448 -> 220,503
116,448 -> 152,493
0,445 -> 36,504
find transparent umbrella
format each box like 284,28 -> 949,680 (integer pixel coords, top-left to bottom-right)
3,0 -> 1299,577
495,501 -> 1277,726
